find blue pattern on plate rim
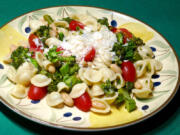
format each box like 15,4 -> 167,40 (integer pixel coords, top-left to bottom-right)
31,100 -> 40,104
153,82 -> 161,87
111,20 -> 117,27
63,112 -> 72,117
25,27 -> 31,33
0,63 -> 4,69
142,105 -> 149,110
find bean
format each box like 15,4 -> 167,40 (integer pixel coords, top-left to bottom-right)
110,64 -> 122,73
48,65 -> 56,73
61,92 -> 74,107
134,81 -> 142,89
92,100 -> 106,110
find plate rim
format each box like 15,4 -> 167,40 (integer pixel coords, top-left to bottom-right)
0,5 -> 179,132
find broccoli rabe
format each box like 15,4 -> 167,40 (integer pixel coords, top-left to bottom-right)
34,25 -> 50,44
46,46 -> 76,63
62,17 -> 73,24
10,46 -> 30,69
115,88 -> 136,112
63,75 -> 82,88
101,80 -> 117,96
10,46 -> 40,70
97,17 -> 109,28
112,36 -> 143,64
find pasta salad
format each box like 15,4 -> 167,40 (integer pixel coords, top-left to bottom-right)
3,14 -> 163,114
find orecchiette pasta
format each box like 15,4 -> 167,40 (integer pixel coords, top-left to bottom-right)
138,45 -> 154,59
46,92 -> 64,107
70,83 -> 88,98
114,73 -> 125,89
83,68 -> 102,83
152,59 -> 163,71
31,74 -> 52,87
102,92 -> 118,104
134,60 -> 147,78
78,68 -> 92,85
15,62 -> 37,86
132,88 -> 152,99
57,82 -> 69,92
91,84 -> 104,97
45,37 -> 61,47
138,77 -> 153,90
11,84 -> 28,99
100,67 -> 116,82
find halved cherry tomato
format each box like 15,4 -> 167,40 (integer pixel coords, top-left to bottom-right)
121,61 -> 136,82
69,20 -> 85,31
28,34 -> 44,58
74,92 -> 92,112
110,27 -> 117,33
84,47 -> 96,62
28,84 -> 47,100
118,28 -> 133,43
28,34 -> 43,49
56,47 -> 64,52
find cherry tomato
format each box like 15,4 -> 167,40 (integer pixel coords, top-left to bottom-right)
121,61 -> 136,82
118,28 -> 133,43
56,47 -> 64,52
110,27 -> 117,33
28,34 -> 43,49
28,84 -> 47,100
84,47 -> 96,62
74,92 -> 92,112
69,20 -> 85,31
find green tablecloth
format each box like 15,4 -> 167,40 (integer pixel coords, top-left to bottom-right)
0,0 -> 179,134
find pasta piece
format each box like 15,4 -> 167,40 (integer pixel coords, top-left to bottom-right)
100,67 -> 116,82
138,45 -> 154,59
99,52 -> 112,66
114,73 -> 125,89
70,83 -> 88,98
46,92 -> 64,107
137,76 -> 153,90
31,74 -> 51,87
11,84 -> 27,99
91,84 -> 104,97
83,68 -> 102,83
132,88 -> 152,99
35,52 -> 53,70
35,52 -> 46,67
102,92 -> 118,104
57,82 -> 69,92
15,62 -> 37,86
78,68 -> 92,85
134,60 -> 147,78
6,66 -> 17,83
91,98 -> 111,114
45,37 -> 61,47
152,59 -> 163,71
145,59 -> 155,76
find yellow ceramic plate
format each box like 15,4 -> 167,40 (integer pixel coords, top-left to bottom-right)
0,6 -> 179,131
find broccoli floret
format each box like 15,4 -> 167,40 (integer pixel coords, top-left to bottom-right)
10,46 -> 31,69
116,88 -> 136,112
46,46 -> 76,63
62,17 -> 73,24
101,80 -> 117,96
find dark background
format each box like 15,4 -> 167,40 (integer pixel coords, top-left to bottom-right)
0,0 -> 180,134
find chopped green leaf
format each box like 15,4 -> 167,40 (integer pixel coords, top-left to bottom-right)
97,17 -> 109,28
60,63 -> 70,76
101,80 -> 116,96
116,32 -> 123,44
62,17 -> 73,24
59,32 -> 64,41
